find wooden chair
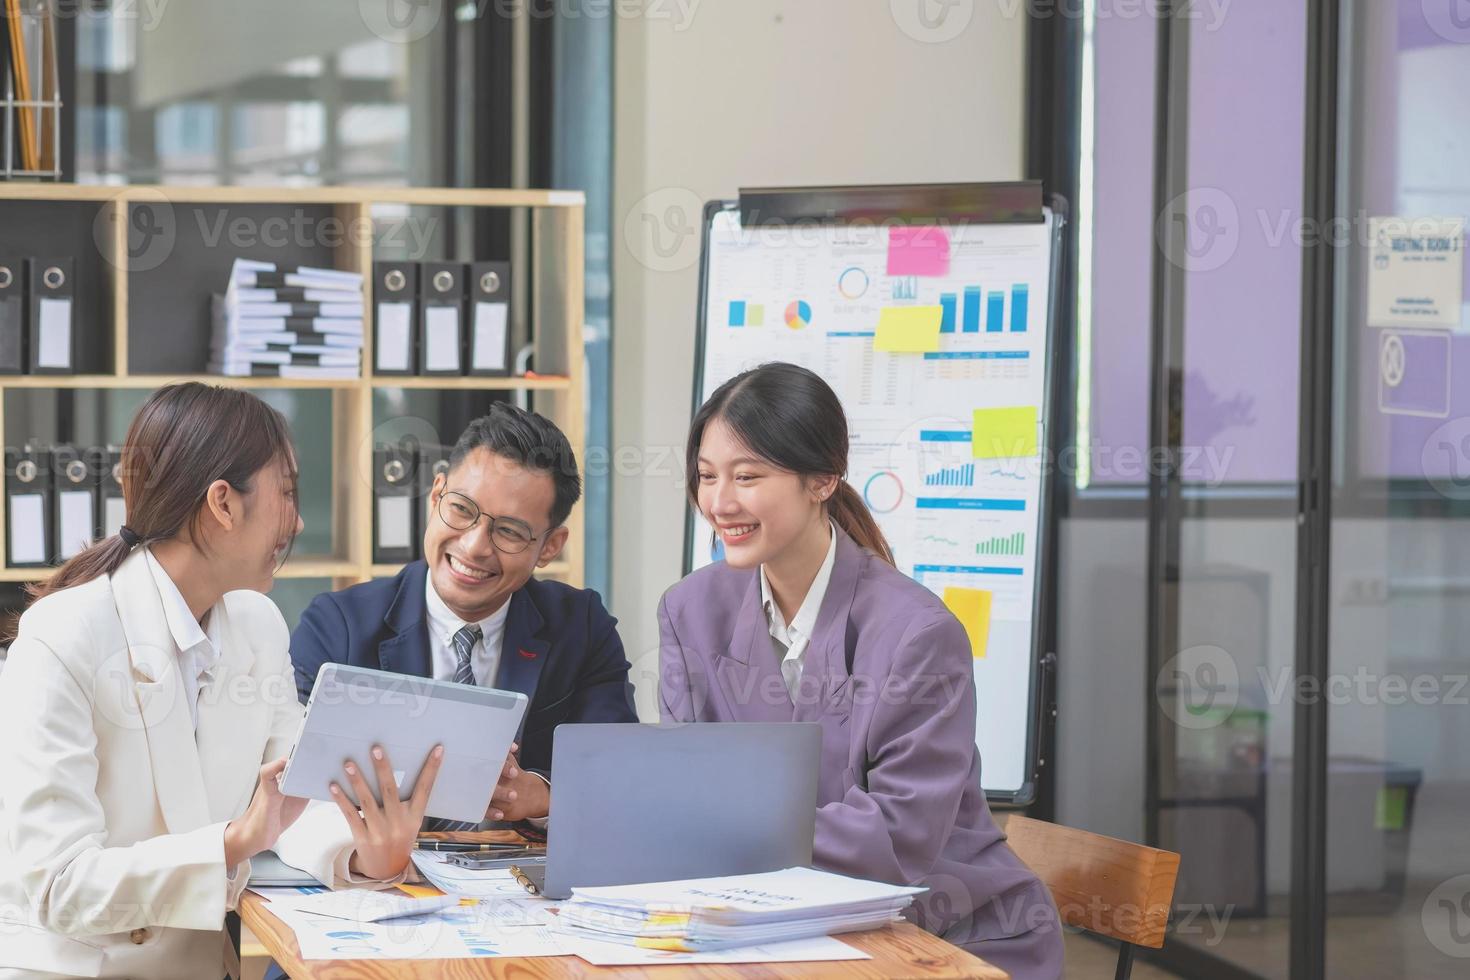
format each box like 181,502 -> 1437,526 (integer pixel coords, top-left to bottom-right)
1004,815 -> 1181,980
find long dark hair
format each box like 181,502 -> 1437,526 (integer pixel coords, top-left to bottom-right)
27,383 -> 299,603
686,362 -> 894,565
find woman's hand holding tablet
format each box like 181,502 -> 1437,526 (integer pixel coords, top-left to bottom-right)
332,743 -> 445,880
223,757 -> 311,868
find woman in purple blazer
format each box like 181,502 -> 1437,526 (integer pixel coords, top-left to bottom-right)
657,363 -> 1063,978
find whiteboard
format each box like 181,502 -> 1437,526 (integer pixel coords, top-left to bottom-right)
687,199 -> 1062,802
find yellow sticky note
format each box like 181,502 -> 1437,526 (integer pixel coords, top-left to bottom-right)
943,587 -> 992,659
646,913 -> 691,927
874,305 -> 943,353
973,406 -> 1038,459
636,938 -> 695,951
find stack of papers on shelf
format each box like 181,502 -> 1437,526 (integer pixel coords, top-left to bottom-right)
554,866 -> 925,952
209,258 -> 364,379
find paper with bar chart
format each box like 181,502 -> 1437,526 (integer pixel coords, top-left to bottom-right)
691,203 -> 1059,798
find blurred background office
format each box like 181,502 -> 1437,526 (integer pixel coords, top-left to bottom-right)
1,1 -> 1466,977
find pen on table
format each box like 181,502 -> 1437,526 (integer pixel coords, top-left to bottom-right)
413,840 -> 527,852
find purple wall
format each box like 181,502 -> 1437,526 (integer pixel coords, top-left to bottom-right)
1179,3 -> 1306,483
1087,9 -> 1158,484
1089,3 -> 1307,485
1086,1 -> 1470,485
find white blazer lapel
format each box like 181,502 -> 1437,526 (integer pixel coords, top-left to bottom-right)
109,550 -> 211,834
194,600 -> 266,822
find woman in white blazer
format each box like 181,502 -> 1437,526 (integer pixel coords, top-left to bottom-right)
0,383 -> 441,980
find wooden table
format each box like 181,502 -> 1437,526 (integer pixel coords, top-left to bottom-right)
239,893 -> 1006,979
242,831 -> 1004,978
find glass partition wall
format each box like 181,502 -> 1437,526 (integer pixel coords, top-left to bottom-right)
1053,1 -> 1470,976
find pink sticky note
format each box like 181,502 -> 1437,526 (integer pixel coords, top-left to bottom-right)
887,226 -> 952,277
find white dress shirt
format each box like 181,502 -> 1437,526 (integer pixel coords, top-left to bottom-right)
143,548 -> 223,732
140,550 -> 246,888
424,573 -> 511,686
422,575 -> 550,822
760,522 -> 838,700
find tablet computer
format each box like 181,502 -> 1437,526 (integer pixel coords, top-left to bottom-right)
280,663 -> 528,824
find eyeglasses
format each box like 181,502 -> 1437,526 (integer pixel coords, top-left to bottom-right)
437,490 -> 548,555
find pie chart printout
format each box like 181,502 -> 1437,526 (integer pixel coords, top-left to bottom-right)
784,300 -> 812,330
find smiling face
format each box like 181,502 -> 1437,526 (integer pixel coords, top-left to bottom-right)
221,453 -> 303,593
423,447 -> 569,622
695,417 -> 833,570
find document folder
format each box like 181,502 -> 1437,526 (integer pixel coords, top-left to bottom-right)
7,446 -> 53,567
468,261 -> 512,377
414,442 -> 452,562
372,443 -> 418,564
373,260 -> 417,376
419,261 -> 466,376
53,445 -> 95,560
0,257 -> 25,374
27,257 -> 74,374
99,445 -> 126,538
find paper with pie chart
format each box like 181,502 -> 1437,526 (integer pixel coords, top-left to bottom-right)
691,201 -> 1061,799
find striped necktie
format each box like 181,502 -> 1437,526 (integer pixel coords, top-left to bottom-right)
452,624 -> 482,686
423,623 -> 488,833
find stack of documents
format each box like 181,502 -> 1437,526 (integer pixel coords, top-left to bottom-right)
209,259 -> 364,378
555,866 -> 925,952
248,875 -> 875,966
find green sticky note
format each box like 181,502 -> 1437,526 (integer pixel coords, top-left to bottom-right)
973,406 -> 1038,459
1375,786 -> 1407,831
874,306 -> 943,353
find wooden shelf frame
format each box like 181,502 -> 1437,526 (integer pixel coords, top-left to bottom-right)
0,184 -> 587,591
0,184 -> 585,208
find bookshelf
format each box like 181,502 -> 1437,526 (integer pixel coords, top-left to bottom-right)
0,184 -> 587,591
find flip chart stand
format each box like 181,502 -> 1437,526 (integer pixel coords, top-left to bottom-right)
692,181 -> 1066,807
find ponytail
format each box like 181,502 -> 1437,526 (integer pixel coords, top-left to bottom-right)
25,535 -> 136,605
829,481 -> 894,565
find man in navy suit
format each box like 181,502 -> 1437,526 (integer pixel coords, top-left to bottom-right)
291,403 -> 636,827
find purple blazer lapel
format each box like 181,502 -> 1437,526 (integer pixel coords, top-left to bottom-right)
792,529 -> 863,724
715,568 -> 794,722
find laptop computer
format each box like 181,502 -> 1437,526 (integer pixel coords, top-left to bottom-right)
515,722 -> 821,900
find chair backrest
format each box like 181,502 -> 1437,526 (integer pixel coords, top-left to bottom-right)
1003,815 -> 1181,949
